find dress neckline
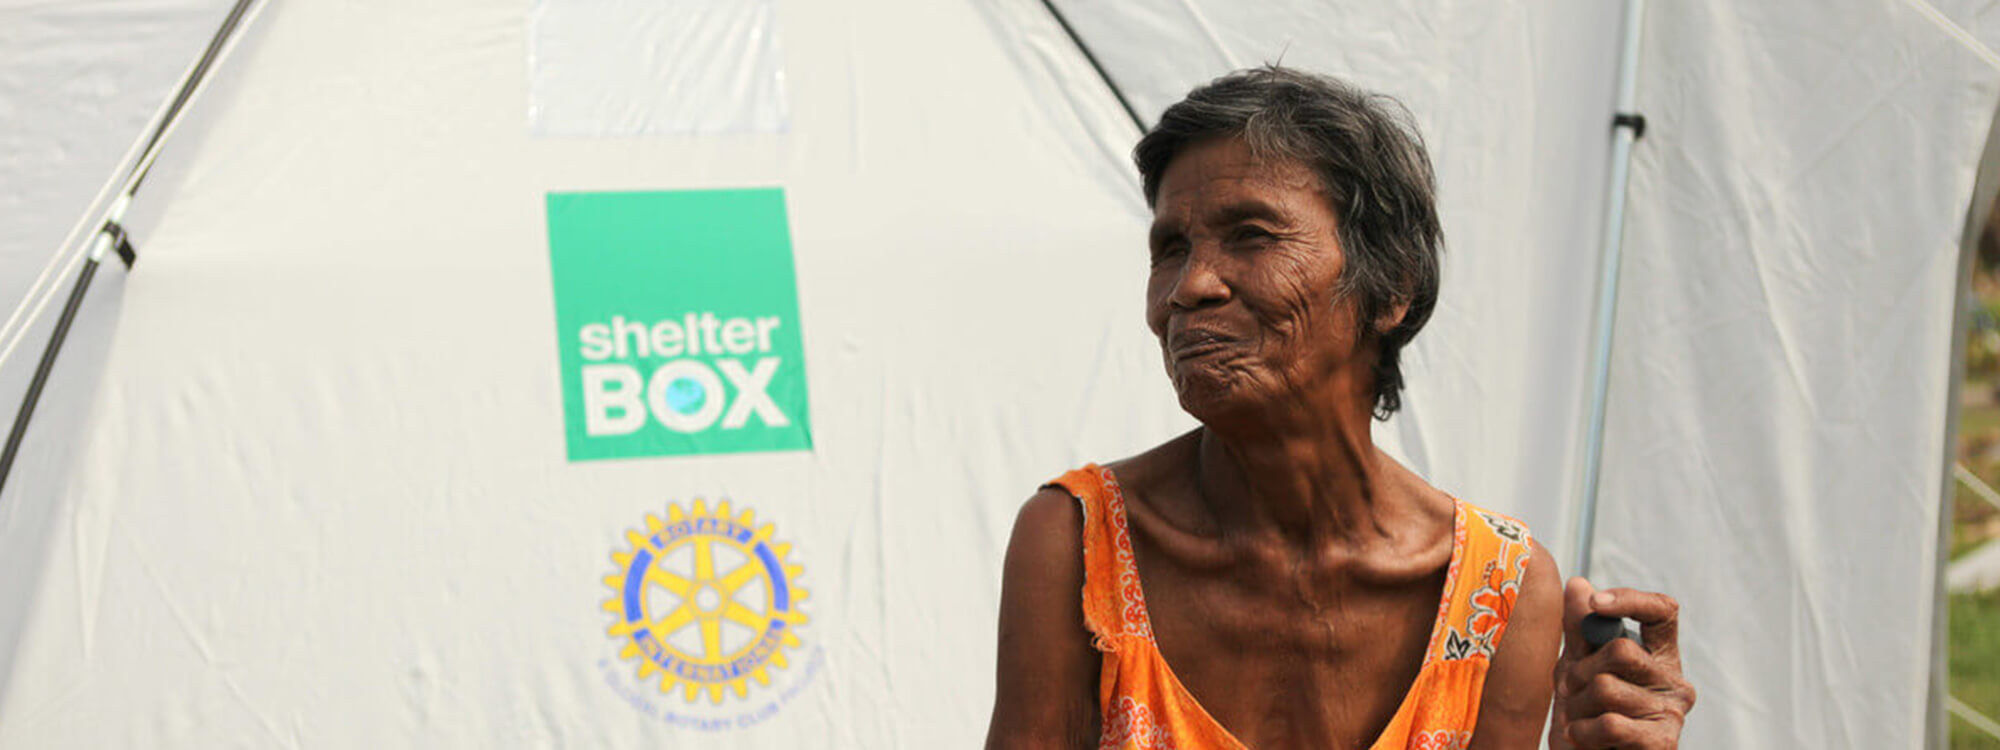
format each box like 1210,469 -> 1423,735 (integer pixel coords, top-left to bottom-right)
1095,464 -> 1467,749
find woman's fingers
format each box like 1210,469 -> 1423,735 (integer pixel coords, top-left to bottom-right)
1551,581 -> 1696,749
1586,587 -> 1680,660
1561,638 -> 1664,700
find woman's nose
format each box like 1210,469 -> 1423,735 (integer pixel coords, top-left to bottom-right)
1170,250 -> 1232,309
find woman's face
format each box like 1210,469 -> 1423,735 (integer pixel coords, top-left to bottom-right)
1145,137 -> 1377,421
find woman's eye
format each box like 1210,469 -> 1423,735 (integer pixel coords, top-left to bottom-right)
1232,227 -> 1275,244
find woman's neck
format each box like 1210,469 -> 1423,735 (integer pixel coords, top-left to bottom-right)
1193,393 -> 1403,553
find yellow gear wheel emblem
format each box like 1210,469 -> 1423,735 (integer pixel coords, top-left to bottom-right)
603,499 -> 809,704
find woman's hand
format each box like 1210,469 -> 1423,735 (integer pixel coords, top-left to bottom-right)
1547,578 -> 1695,750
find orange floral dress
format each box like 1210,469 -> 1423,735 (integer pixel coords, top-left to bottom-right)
1047,465 -> 1534,750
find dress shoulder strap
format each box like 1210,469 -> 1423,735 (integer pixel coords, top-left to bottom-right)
1433,503 -> 1535,663
1044,464 -> 1154,650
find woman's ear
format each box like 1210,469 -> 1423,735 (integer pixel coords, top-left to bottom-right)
1375,297 -> 1412,335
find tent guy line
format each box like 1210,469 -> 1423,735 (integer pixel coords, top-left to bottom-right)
1949,695 -> 2000,742
1959,462 -> 2000,513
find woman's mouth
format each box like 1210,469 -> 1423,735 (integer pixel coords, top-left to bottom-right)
1168,330 -> 1241,361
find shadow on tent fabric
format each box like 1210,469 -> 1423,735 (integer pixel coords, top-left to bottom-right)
0,269 -> 128,714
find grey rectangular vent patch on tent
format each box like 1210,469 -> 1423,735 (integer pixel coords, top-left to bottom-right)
528,0 -> 789,136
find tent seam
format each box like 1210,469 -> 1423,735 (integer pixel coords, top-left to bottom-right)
1901,0 -> 2000,72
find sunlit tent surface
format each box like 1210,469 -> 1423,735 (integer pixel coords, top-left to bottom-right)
3,1 -> 1998,746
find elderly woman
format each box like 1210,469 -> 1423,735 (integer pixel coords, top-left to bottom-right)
987,68 -> 1694,749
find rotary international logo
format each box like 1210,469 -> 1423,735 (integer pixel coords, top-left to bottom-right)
603,499 -> 810,707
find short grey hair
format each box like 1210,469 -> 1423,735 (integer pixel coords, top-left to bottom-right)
1134,66 -> 1442,420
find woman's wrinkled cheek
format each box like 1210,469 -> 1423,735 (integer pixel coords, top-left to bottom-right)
1252,264 -> 1327,359
1144,272 -> 1178,340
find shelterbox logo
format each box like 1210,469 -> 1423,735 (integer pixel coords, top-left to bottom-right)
545,188 -> 812,461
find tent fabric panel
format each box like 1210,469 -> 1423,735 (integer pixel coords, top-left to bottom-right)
1595,1 -> 2000,746
0,0 -> 1160,746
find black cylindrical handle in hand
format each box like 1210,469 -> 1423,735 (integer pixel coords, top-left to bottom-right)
1580,613 -> 1642,651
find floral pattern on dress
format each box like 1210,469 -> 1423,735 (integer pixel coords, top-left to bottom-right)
1423,502 -> 1470,664
1101,695 -> 1175,749
1439,510 -> 1532,662
1465,565 -> 1520,651
1411,729 -> 1472,750
1441,629 -> 1475,661
1099,467 -> 1157,641
1477,510 -> 1527,544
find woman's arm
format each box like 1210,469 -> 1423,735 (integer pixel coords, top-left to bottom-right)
1470,540 -> 1565,749
985,488 -> 1100,750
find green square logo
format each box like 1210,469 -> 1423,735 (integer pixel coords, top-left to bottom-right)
545,188 -> 813,461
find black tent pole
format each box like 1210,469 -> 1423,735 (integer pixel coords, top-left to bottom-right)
1038,0 -> 1148,134
0,250 -> 106,493
0,0 -> 258,499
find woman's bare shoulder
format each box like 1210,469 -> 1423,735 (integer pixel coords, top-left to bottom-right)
987,487 -> 1098,748
1010,486 -> 1084,567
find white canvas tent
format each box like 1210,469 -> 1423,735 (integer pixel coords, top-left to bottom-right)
2,0 -> 1997,746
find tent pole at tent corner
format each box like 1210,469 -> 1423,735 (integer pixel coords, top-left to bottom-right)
0,0 -> 261,500
1571,0 -> 1649,580
0,241 -> 114,497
